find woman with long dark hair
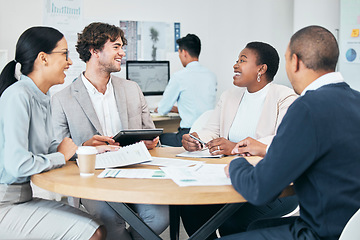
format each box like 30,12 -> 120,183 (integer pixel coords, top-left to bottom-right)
0,26 -> 105,239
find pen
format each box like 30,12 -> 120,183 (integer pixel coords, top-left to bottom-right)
189,134 -> 207,146
193,164 -> 203,172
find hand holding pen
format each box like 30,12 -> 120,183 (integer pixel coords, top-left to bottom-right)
189,134 -> 207,148
182,132 -> 207,151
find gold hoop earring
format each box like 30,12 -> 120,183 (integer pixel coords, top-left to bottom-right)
257,73 -> 261,82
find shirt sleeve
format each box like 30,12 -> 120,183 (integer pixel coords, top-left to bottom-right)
3,92 -> 65,180
157,74 -> 182,115
229,100 -> 317,205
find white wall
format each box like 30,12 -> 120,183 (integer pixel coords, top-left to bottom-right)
0,0 -> 293,100
204,0 -> 294,92
81,0 -> 295,98
0,0 -> 42,60
293,0 -> 340,37
338,0 -> 360,91
0,0 -> 342,103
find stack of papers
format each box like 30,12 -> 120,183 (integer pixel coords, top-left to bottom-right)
161,164 -> 231,187
96,147 -> 231,187
95,142 -> 151,169
98,163 -> 231,187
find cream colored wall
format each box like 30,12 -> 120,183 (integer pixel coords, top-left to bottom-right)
0,0 -> 340,102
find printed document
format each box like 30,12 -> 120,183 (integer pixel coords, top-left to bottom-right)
95,142 -> 151,169
98,168 -> 168,179
161,163 -> 231,187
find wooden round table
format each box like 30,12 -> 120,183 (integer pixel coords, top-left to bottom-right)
32,147 -> 295,240
32,147 -> 294,205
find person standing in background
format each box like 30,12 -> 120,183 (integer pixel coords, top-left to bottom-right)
155,33 -> 217,146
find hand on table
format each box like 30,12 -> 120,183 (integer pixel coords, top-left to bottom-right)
231,137 -> 267,157
206,137 -> 237,156
154,106 -> 178,113
170,106 -> 178,113
57,137 -> 78,161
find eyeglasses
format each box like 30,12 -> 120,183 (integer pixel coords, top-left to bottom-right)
51,50 -> 69,61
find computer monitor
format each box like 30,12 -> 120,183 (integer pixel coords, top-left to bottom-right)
126,61 -> 170,96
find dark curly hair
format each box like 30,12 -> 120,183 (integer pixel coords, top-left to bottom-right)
76,22 -> 127,63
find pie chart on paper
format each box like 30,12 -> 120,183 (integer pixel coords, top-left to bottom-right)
346,48 -> 357,62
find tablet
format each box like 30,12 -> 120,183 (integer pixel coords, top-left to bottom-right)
112,129 -> 163,146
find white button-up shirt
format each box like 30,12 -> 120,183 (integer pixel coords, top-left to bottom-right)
301,72 -> 344,96
81,74 -> 122,137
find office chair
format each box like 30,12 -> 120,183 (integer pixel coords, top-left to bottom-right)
339,208 -> 360,240
282,205 -> 300,218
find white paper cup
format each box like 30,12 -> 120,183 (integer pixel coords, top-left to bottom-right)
76,146 -> 97,177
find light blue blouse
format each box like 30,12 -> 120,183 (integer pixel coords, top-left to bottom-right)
0,75 -> 64,184
157,61 -> 217,128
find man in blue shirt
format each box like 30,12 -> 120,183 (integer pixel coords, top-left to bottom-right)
155,34 -> 217,146
221,25 -> 360,240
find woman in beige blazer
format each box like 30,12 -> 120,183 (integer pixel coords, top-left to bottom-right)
182,42 -> 297,156
180,42 -> 299,239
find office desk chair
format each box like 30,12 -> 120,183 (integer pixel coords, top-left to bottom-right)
339,208 -> 360,240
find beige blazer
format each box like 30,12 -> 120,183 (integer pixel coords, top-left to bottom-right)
197,83 -> 298,145
51,75 -> 155,146
51,75 -> 155,207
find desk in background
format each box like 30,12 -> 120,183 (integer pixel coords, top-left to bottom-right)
151,113 -> 181,133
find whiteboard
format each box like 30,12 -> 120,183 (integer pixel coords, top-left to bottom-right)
339,0 -> 360,90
